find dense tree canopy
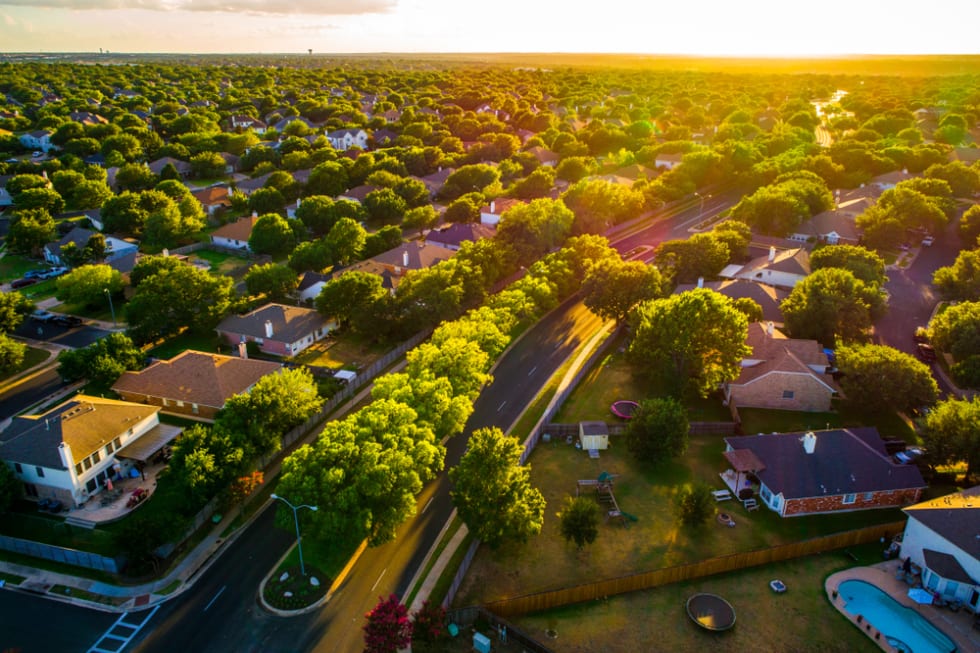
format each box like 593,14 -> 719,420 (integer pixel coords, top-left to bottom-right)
781,268 -> 885,345
835,344 -> 938,414
922,397 -> 980,482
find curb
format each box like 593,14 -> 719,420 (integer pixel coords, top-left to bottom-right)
258,540 -> 368,617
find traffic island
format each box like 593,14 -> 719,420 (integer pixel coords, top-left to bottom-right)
261,564 -> 329,613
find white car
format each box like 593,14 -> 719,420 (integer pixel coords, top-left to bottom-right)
921,236 -> 934,247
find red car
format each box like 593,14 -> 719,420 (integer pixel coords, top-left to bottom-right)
916,343 -> 937,363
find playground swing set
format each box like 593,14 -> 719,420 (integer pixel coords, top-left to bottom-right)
576,471 -> 638,528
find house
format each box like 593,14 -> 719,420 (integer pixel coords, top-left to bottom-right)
370,241 -> 455,279
148,157 -> 192,178
230,115 -> 267,134
948,147 -> 980,166
297,260 -> 398,302
790,208 -> 862,246
654,152 -> 685,170
0,396 -> 182,507
233,172 -> 273,197
724,322 -> 839,412
69,111 -> 108,127
216,303 -> 335,357
272,116 -> 317,133
192,185 -> 232,217
339,184 -> 379,204
480,198 -> 525,225
19,130 -> 55,153
371,128 -> 399,146
526,146 -> 560,167
869,169 -> 914,191
210,215 -> 259,252
327,128 -> 369,151
673,279 -> 788,324
426,222 -> 496,251
730,246 -> 810,289
0,174 -> 12,207
218,152 -> 240,175
721,428 -> 926,517
43,227 -> 138,267
899,486 -> 980,613
416,167 -> 454,197
112,350 -> 282,422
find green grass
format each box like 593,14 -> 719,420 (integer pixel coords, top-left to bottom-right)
156,578 -> 182,595
0,345 -> 51,383
427,530 -> 475,607
190,249 -> 251,278
739,405 -> 916,441
0,252 -> 39,281
146,331 -> 224,359
405,516 -> 464,607
49,299 -> 116,323
0,570 -> 26,585
277,531 -> 361,582
292,331 -> 388,370
0,507 -> 117,555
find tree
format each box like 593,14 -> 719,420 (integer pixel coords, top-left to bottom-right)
934,249 -> 980,302
0,334 -> 27,375
294,195 -> 337,236
244,263 -> 299,302
959,205 -> 980,244
439,163 -> 501,200
129,254 -> 184,288
922,397 -> 980,482
810,244 -> 887,287
410,600 -> 448,648
248,213 -> 296,258
625,396 -> 690,464
562,178 -> 645,235
674,483 -> 715,527
0,292 -> 33,334
315,271 -> 387,331
582,258 -> 663,323
404,205 -> 438,239
288,239 -> 333,274
15,187 -> 64,215
0,458 -> 19,514
166,424 -> 244,508
836,344 -> 938,414
496,198 -> 574,265
248,187 -> 286,216
7,208 -> 56,256
629,289 -> 750,397
190,151 -> 226,178
363,594 -> 412,653
928,301 -> 980,362
405,337 -> 489,400
371,370 -> 472,441
321,218 -> 367,267
363,188 -> 407,225
449,427 -> 546,549
55,265 -> 125,308
56,332 -> 143,386
363,225 -> 404,259
126,265 -> 233,342
305,161 -> 349,197
143,198 -> 203,249
781,268 -> 885,346
442,193 -> 483,224
653,233 -> 730,284
558,495 -> 600,550
115,163 -> 157,192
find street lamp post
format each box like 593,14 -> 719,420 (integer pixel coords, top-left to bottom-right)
103,288 -> 116,327
271,493 -> 318,576
694,192 -> 710,220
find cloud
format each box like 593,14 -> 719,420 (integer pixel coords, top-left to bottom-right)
0,0 -> 397,14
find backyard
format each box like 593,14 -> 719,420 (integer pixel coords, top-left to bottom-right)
292,332 -> 388,371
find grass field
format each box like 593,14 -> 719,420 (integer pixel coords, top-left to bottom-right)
0,345 -> 50,383
190,249 -> 252,278
292,332 -> 387,370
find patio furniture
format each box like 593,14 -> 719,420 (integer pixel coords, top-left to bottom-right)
743,498 -> 759,511
712,490 -> 733,502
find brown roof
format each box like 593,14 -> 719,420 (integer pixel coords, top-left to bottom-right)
192,185 -> 231,206
732,323 -> 839,391
216,303 -> 331,344
426,222 -> 496,249
211,216 -> 259,242
739,247 -> 811,278
370,241 -> 455,273
480,198 -> 524,215
723,448 -> 766,472
112,350 -> 282,410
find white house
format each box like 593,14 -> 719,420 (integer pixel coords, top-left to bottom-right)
210,215 -> 259,252
19,130 -> 56,153
899,486 -> 980,613
0,396 -> 181,507
654,152 -> 685,170
43,227 -> 138,267
730,246 -> 811,290
479,198 -> 524,226
327,128 -> 368,151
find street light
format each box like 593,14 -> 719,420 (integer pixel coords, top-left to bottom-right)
694,192 -> 710,221
103,288 -> 116,327
271,493 -> 318,576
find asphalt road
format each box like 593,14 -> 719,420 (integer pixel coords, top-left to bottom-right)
0,366 -> 66,421
0,585 -> 117,653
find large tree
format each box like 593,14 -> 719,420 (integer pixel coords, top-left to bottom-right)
315,270 -> 387,331
363,595 -> 412,653
495,198 -> 575,265
629,289 -> 750,397
0,335 -> 27,375
56,332 -> 143,387
810,244 -> 886,287
6,208 -> 56,257
928,301 -> 980,362
0,292 -> 33,334
625,396 -> 690,464
582,258 -> 663,323
371,370 -> 472,441
126,264 -> 233,342
248,213 -> 296,258
922,397 -> 980,482
55,265 -> 125,309
558,495 -> 600,550
561,178 -> 645,235
324,217 -> 366,266
781,268 -> 885,345
449,427 -> 545,549
244,263 -> 299,302
653,233 -> 730,284
836,344 -> 938,414
933,249 -> 980,302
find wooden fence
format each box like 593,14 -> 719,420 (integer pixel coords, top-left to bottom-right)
483,520 -> 905,618
445,605 -> 555,653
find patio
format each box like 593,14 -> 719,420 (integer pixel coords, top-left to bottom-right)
826,562 -> 980,653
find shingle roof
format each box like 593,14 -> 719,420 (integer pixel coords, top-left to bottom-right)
903,486 -> 980,561
370,241 -> 455,272
216,303 -> 331,344
739,247 -> 811,278
426,223 -> 496,249
922,549 -> 976,584
723,428 -> 925,501
211,216 -> 259,242
112,350 -> 282,410
674,280 -> 787,323
0,396 -> 160,469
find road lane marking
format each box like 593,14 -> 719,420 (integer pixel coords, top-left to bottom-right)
421,497 -> 433,514
87,605 -> 160,653
371,568 -> 387,592
527,366 -> 536,376
204,585 -> 226,612
497,401 -> 507,412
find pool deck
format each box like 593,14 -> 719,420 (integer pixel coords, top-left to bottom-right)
826,562 -> 980,653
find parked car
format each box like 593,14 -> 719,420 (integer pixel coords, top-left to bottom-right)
913,327 -> 929,344
30,310 -> 56,323
894,447 -> 925,465
39,266 -> 69,280
921,236 -> 934,247
10,278 -> 38,289
916,343 -> 937,363
23,269 -> 49,279
53,315 -> 84,328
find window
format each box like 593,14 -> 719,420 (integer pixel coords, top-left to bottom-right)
863,492 -> 874,501
14,462 -> 23,474
176,400 -> 184,407
192,403 -> 199,414
842,493 -> 856,504
35,466 -> 45,478
760,486 -> 772,502
92,451 -> 100,464
75,463 -> 83,475
782,390 -> 795,399
83,457 -> 92,471
113,437 -> 121,450
86,478 -> 97,493
105,442 -> 114,455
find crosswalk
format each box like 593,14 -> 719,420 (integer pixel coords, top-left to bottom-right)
87,605 -> 159,653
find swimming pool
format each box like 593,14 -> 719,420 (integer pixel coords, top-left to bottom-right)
837,579 -> 957,653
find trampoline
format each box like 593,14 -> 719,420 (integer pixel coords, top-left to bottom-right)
610,400 -> 640,419
686,593 -> 736,631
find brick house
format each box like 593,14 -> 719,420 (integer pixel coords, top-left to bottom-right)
723,322 -> 839,412
722,428 -> 926,517
899,486 -> 980,612
216,303 -> 335,357
111,350 -> 282,422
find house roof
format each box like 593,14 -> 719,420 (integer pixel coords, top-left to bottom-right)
723,428 -> 925,501
870,170 -> 914,187
297,271 -> 331,293
112,350 -> 282,410
723,448 -> 766,473
579,421 -> 609,436
426,222 -> 496,249
148,157 -> 191,176
44,226 -> 134,260
216,303 -> 331,345
738,247 -> 810,279
922,549 -> 977,584
192,185 -> 231,206
211,216 -> 259,242
526,146 -> 560,165
341,184 -> 379,202
655,152 -> 685,163
903,486 -> 980,561
674,280 -> 788,324
370,241 -> 455,272
480,198 -> 524,215
234,172 -> 273,193
797,210 -> 862,242
0,396 -> 161,469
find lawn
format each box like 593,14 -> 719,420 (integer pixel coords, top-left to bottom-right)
190,249 -> 252,279
292,332 -> 387,370
452,437 -> 904,608
0,252 -> 39,281
0,503 -> 117,556
512,545 -> 880,653
0,345 -> 50,383
147,331 -> 224,359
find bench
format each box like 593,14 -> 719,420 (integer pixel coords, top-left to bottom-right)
743,498 -> 759,511
712,490 -> 733,502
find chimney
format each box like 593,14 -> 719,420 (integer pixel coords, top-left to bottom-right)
490,200 -> 495,214
251,211 -> 258,218
264,319 -> 273,338
402,249 -> 409,267
238,340 -> 247,359
296,198 -> 301,208
802,431 -> 817,455
162,248 -> 169,257
767,321 -> 774,337
768,246 -> 776,262
697,277 -> 704,288
58,442 -> 73,470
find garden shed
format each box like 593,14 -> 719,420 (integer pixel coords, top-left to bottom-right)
579,421 -> 609,451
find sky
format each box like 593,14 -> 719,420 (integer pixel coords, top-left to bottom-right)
1,0 -> 978,56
